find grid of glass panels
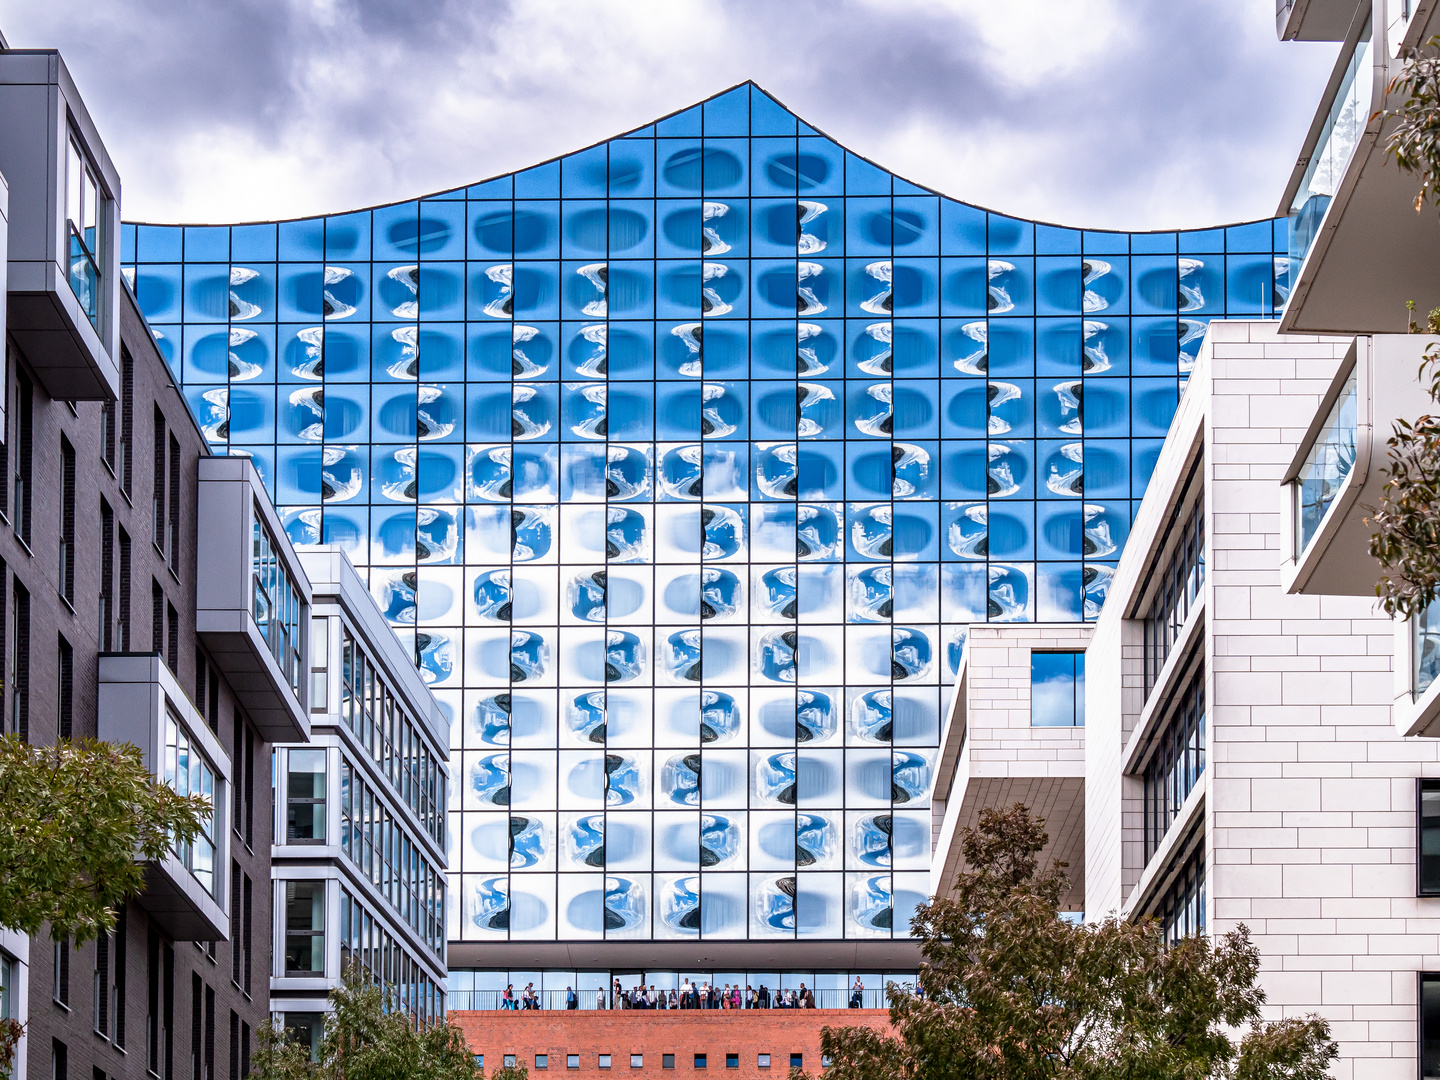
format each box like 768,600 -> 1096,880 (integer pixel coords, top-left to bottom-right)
121,83 -> 1289,943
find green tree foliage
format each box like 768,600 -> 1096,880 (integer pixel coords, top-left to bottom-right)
252,965 -> 493,1080
798,805 -> 1337,1080
0,735 -> 209,945
1368,40 -> 1440,617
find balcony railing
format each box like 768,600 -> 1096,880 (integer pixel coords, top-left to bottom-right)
1288,25 -> 1373,276
1294,367 -> 1358,555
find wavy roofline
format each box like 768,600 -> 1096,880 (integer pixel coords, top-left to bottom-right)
126,80 -> 1283,239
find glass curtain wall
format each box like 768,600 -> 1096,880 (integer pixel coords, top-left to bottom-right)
122,83 -> 1289,945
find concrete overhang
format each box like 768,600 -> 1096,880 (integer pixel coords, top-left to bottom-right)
1277,0 -> 1370,40
1281,4 -> 1440,335
1281,334 -> 1435,596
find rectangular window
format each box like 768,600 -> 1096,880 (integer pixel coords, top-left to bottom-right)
101,394 -> 115,471
789,1057 -> 802,1071
117,528 -> 131,651
1030,651 -> 1084,727
152,409 -> 165,552
663,1056 -> 675,1070
208,666 -> 219,729
756,1057 -> 769,1070
64,134 -> 104,328
0,953 -> 12,1023
163,713 -> 217,895
1421,779 -> 1440,896
54,937 -> 69,1007
13,370 -> 31,545
310,617 -> 328,711
1151,842 -> 1206,944
51,1038 -> 67,1080
242,874 -> 253,996
10,580 -> 28,741
632,1056 -> 643,1069
119,349 -> 133,495
204,986 -> 214,1080
284,882 -> 325,975
693,1056 -> 706,1070
167,434 -> 180,569
251,513 -> 303,697
113,904 -> 126,1048
244,725 -> 255,848
535,1056 -> 548,1071
598,1056 -> 610,1070
567,1056 -> 579,1070
189,975 -> 201,1080
504,1056 -> 517,1070
229,864 -> 242,988
229,1013 -> 239,1080
1142,663 -> 1206,863
59,437 -> 75,601
240,1022 -> 250,1079
57,636 -> 73,740
1142,492 -> 1205,699
725,1056 -> 737,1070
286,749 -> 327,843
100,500 -> 115,649
1422,975 -> 1440,1080
195,654 -> 207,728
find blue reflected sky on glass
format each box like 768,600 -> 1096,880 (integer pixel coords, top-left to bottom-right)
122,84 -> 1286,945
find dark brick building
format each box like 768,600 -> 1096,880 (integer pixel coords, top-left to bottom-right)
0,45 -> 315,1080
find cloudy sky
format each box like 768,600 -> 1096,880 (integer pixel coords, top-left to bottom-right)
0,0 -> 1337,230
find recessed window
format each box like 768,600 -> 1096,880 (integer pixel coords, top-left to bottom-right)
822,1057 -> 833,1070
473,1056 -> 484,1070
1420,779 -> 1440,895
662,1055 -> 674,1070
599,1056 -> 611,1070
790,1055 -> 803,1070
504,1056 -> 516,1069
757,1056 -> 770,1069
694,1055 -> 706,1070
725,1055 -> 738,1069
536,1055 -> 548,1070
1422,974 -> 1440,1076
1031,651 -> 1085,727
567,1056 -> 579,1070
631,1056 -> 643,1069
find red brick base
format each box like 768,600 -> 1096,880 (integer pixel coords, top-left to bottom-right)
452,1009 -> 895,1079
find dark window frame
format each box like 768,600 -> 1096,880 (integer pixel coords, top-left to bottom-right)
57,636 -> 73,740
1419,778 -> 1440,897
59,437 -> 75,602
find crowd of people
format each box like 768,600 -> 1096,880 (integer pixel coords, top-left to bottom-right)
499,975 -> 896,1010
605,977 -> 822,1010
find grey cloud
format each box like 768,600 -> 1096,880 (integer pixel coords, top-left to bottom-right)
0,0 -> 1337,228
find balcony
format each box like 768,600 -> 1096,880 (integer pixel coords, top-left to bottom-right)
1281,335 -> 1436,595
0,51 -> 120,400
196,456 -> 312,742
1280,3 -> 1440,334
929,625 -> 1089,912
98,654 -> 230,940
1276,0 -> 1367,40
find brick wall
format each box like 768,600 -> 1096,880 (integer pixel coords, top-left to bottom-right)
452,1009 -> 894,1079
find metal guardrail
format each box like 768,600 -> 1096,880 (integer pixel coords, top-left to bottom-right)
448,988 -> 897,1011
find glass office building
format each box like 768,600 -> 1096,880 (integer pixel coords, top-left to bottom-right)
121,83 -> 1287,960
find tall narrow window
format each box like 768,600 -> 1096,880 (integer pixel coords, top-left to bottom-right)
64,134 -> 105,329
195,651 -> 207,725
208,666 -> 219,728
113,904 -> 126,1048
13,371 -> 31,545
152,408 -> 165,552
244,725 -> 255,848
229,864 -> 242,987
99,500 -> 114,650
53,937 -> 69,1006
151,580 -> 163,657
286,749 -> 327,844
284,882 -> 326,976
190,975 -> 201,1080
10,581 -> 28,741
146,929 -> 159,1075
119,349 -> 133,495
57,636 -> 73,740
204,986 -> 215,1080
242,874 -> 253,995
59,437 -> 75,602
51,1039 -> 67,1080
117,528 -> 131,651
166,602 -> 178,673
93,929 -> 109,1036
101,394 -> 115,472
167,434 -> 181,569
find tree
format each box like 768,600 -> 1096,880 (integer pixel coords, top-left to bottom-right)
251,965 -> 497,1080
0,734 -> 210,946
1368,38 -> 1440,617
799,805 -> 1337,1080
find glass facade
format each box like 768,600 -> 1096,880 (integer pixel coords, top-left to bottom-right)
121,83 -> 1289,944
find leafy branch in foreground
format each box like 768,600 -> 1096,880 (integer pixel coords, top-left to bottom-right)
793,804 -> 1337,1080
0,734 -> 209,946
1384,36 -> 1440,215
251,964 -> 492,1080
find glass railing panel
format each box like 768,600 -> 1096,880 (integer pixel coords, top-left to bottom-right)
1294,368 -> 1357,554
1288,28 -> 1374,275
1416,596 -> 1440,698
